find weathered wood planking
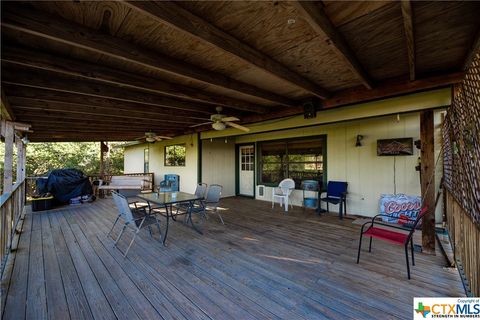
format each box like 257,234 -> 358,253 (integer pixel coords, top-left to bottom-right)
2,198 -> 464,319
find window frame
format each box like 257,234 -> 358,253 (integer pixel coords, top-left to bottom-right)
257,135 -> 327,189
164,144 -> 186,167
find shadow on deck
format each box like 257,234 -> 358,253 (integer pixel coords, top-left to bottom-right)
2,197 -> 464,319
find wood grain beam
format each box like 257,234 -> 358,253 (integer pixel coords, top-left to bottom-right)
13,112 -> 191,128
401,0 -> 415,81
293,1 -> 373,89
1,5 -> 292,107
2,46 -> 271,111
420,109 -> 435,254
124,1 -> 330,99
463,29 -> 480,70
1,89 -> 15,121
3,86 -> 212,120
10,97 -> 207,123
2,67 -> 260,114
242,72 -> 463,123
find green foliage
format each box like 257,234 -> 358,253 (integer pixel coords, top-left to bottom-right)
0,142 -> 124,177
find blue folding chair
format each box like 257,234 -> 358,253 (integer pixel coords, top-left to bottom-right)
320,181 -> 348,219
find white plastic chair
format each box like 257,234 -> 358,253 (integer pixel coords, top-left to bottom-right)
272,178 -> 295,212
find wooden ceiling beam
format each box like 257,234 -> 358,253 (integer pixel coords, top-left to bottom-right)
1,88 -> 15,120
2,46 -> 269,111
293,1 -> 373,90
124,1 -> 330,99
10,97 -> 207,123
1,5 -> 292,107
2,68 -> 251,115
242,72 -> 464,123
401,0 -> 415,81
3,86 -> 212,120
13,112 -> 192,129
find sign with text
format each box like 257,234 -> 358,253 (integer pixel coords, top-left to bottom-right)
379,194 -> 422,227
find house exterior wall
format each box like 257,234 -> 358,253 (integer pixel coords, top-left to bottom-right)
201,139 -> 236,197
124,134 -> 198,194
124,89 -> 449,220
233,112 -> 435,217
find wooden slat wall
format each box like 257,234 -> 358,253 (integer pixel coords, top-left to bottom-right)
445,191 -> 479,296
443,49 -> 480,296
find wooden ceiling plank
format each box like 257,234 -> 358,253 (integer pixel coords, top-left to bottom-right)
2,46 -> 268,111
401,0 -> 416,81
10,97 -> 207,123
1,5 -> 292,108
242,72 -> 463,123
463,29 -> 480,70
3,85 -> 211,120
123,1 -> 330,99
13,110 -> 195,127
2,68 -> 237,115
293,1 -> 373,90
1,88 -> 16,121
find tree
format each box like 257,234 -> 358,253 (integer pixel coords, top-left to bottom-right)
1,141 -> 124,178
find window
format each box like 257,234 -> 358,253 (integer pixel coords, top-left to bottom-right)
259,136 -> 326,188
164,144 -> 186,166
144,148 -> 149,173
241,146 -> 254,171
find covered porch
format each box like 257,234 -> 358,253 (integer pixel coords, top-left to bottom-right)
3,197 -> 464,320
1,1 -> 480,319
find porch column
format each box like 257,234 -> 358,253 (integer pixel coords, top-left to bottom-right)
2,121 -> 14,193
99,141 -> 105,178
420,109 -> 435,254
16,136 -> 25,181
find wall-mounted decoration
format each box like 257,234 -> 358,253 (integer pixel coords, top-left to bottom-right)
377,138 -> 413,156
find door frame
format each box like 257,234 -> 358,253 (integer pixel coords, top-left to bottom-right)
235,143 -> 256,198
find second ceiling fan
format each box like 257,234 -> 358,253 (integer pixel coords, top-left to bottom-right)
190,107 -> 250,132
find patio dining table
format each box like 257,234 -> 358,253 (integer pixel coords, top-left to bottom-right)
135,191 -> 202,246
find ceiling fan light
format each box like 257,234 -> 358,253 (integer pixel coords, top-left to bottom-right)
146,136 -> 156,143
212,122 -> 226,131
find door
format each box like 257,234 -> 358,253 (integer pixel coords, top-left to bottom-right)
239,145 -> 255,196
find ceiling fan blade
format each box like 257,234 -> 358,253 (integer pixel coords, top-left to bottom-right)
225,121 -> 250,132
189,121 -> 213,128
221,116 -> 240,122
154,136 -> 173,141
135,135 -> 147,140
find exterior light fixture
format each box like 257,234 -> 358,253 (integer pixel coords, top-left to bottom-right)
355,135 -> 364,147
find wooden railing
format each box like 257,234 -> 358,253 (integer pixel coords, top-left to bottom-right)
445,190 -> 479,296
0,179 -> 26,277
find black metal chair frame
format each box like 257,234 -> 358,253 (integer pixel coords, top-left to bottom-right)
356,207 -> 427,279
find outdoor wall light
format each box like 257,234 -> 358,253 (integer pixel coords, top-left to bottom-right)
355,135 -> 364,147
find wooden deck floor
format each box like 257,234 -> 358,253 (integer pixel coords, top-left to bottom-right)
2,197 -> 464,320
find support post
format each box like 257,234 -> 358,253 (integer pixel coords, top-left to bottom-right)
3,121 -> 14,193
16,137 -> 25,182
99,141 -> 105,179
420,109 -> 435,254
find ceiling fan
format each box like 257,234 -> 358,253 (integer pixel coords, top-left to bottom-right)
136,132 -> 173,143
190,107 -> 250,132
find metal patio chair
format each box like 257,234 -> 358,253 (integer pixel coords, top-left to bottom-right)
175,183 -> 208,220
111,191 -> 163,257
272,178 -> 295,212
356,206 -> 428,279
320,181 -> 348,218
189,184 -> 224,225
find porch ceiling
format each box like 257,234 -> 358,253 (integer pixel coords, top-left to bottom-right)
0,1 -> 479,142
